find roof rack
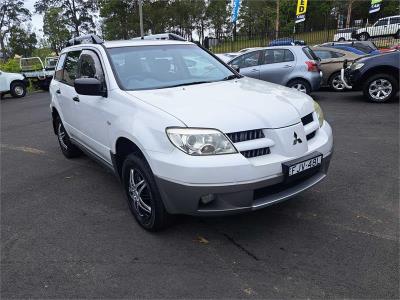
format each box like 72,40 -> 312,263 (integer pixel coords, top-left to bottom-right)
66,34 -> 104,47
131,33 -> 186,41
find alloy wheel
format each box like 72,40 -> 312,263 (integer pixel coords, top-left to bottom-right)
128,168 -> 152,221
332,75 -> 345,91
368,79 -> 392,101
57,123 -> 68,149
292,83 -> 307,93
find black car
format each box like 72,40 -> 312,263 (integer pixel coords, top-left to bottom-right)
343,51 -> 399,102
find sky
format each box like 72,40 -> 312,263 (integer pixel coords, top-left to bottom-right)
24,0 -> 44,38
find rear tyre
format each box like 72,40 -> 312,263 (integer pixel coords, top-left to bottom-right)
338,37 -> 345,42
10,81 -> 26,98
329,72 -> 346,92
358,32 -> 369,41
287,79 -> 311,94
122,154 -> 172,231
55,117 -> 82,158
363,73 -> 398,103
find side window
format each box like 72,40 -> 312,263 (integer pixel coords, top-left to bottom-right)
314,50 -> 332,59
284,49 -> 295,62
63,51 -> 81,86
54,54 -> 66,81
230,51 -> 261,68
390,17 -> 400,25
78,50 -> 106,86
375,19 -> 388,26
331,51 -> 345,58
264,49 -> 290,64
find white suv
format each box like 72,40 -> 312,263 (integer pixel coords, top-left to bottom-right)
353,15 -> 400,41
50,35 -> 333,230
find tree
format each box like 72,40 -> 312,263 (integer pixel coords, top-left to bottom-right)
43,7 -> 70,54
35,0 -> 97,37
206,0 -> 229,39
0,0 -> 31,59
8,26 -> 37,57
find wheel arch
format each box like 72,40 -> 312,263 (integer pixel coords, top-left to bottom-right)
51,107 -> 60,135
113,136 -> 149,179
10,79 -> 26,89
360,66 -> 399,88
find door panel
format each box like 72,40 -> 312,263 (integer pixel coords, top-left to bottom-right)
75,50 -> 111,162
259,49 -> 295,85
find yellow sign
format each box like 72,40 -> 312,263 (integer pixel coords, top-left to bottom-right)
296,0 -> 308,16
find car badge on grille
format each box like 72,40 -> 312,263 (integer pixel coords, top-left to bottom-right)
293,132 -> 302,145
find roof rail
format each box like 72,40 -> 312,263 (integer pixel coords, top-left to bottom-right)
131,33 -> 186,41
66,34 -> 104,47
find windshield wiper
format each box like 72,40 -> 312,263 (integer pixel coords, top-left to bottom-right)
167,81 -> 213,88
222,74 -> 238,80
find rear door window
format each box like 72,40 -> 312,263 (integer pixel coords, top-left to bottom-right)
263,49 -> 294,64
63,51 -> 81,86
375,19 -> 388,26
390,17 -> 400,25
54,54 -> 66,81
314,50 -> 332,59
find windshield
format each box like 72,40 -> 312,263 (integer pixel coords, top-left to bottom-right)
108,44 -> 236,90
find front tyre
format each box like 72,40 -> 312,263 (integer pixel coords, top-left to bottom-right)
329,72 -> 346,92
55,117 -> 82,158
10,81 -> 27,98
288,79 -> 311,94
363,73 -> 398,103
122,154 -> 171,231
358,32 -> 369,41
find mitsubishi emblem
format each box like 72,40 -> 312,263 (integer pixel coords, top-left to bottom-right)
293,132 -> 302,145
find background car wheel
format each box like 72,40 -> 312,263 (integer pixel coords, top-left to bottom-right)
338,37 -> 345,42
363,73 -> 398,103
329,72 -> 346,92
55,117 -> 82,158
288,79 -> 311,94
10,82 -> 26,98
358,33 -> 369,41
122,154 -> 171,231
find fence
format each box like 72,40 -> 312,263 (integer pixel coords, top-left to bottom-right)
207,27 -> 400,53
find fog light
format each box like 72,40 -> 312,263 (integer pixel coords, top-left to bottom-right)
200,194 -> 215,204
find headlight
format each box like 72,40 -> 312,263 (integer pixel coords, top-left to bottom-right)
351,62 -> 364,70
313,101 -> 324,127
166,127 -> 237,155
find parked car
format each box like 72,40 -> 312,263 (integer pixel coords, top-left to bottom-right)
352,15 -> 400,41
215,52 -> 239,62
319,41 -> 380,55
227,46 -> 322,94
333,27 -> 358,41
380,44 -> 400,52
269,38 -> 306,46
341,51 -> 399,102
50,35 -> 333,230
20,56 -> 58,90
312,46 -> 361,91
0,70 -> 28,98
238,47 -> 263,53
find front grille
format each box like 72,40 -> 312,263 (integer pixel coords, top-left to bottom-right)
241,147 -> 270,158
226,129 -> 265,143
301,113 -> 313,126
306,131 -> 316,140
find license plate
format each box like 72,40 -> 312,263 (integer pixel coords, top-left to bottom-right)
284,154 -> 322,177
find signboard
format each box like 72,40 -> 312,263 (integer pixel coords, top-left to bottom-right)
295,0 -> 308,23
369,0 -> 382,14
231,0 -> 241,23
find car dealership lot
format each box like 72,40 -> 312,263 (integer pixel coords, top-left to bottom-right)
1,92 -> 398,298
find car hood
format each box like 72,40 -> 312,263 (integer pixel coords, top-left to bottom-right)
126,77 -> 314,133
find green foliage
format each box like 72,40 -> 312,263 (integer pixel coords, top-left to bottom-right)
8,26 -> 37,57
43,7 -> 70,54
0,58 -> 20,72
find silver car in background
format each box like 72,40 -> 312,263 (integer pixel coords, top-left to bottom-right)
227,46 -> 322,94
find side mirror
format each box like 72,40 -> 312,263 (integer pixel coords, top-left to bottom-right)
74,78 -> 106,96
231,64 -> 240,73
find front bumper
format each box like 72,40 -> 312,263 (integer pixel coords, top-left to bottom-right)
155,153 -> 332,216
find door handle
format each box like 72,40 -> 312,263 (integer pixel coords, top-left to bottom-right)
56,89 -> 61,94
72,96 -> 80,102
283,65 -> 292,68
250,68 -> 258,72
